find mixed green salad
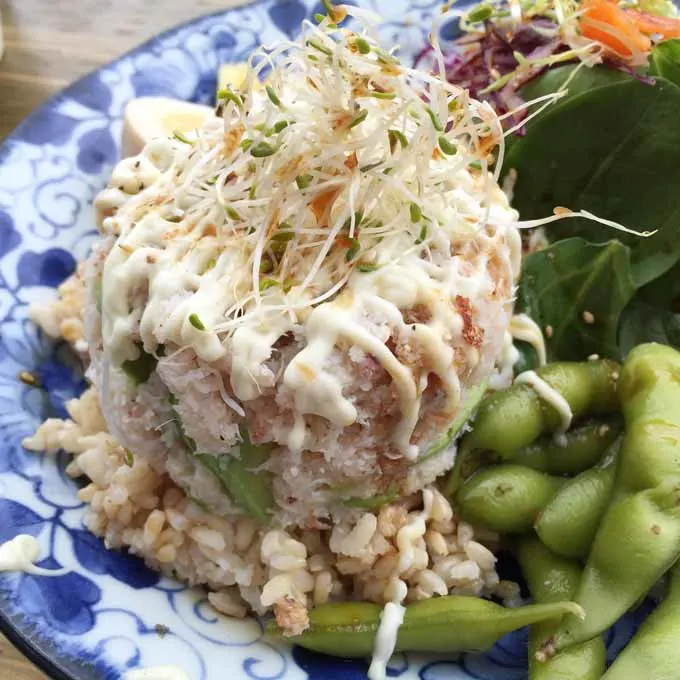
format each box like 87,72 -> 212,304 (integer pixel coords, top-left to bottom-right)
431,0 -> 680,366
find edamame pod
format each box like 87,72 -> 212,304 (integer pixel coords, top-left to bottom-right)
602,562 -> 680,680
457,465 -> 564,534
464,360 -> 619,459
616,344 -> 680,495
534,449 -> 618,559
446,360 -> 619,495
516,536 -> 606,680
551,344 -> 680,651
550,477 -> 680,651
268,596 -> 583,656
513,417 -> 621,475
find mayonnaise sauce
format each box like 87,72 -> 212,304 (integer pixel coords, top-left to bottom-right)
368,601 -> 406,680
509,314 -> 547,366
515,370 -> 573,435
0,535 -> 68,576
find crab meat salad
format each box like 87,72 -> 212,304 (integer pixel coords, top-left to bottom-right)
24,1 -> 680,678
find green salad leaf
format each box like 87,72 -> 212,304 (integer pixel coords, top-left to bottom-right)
517,238 -> 636,361
650,39 -> 680,89
619,260 -> 680,354
507,64 -> 680,288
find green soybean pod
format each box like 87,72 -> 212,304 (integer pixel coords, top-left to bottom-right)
602,562 -> 680,680
551,477 -> 680,652
551,344 -> 680,651
465,360 -> 620,459
534,449 -> 618,559
513,417 -> 621,475
268,595 -> 583,656
457,465 -> 564,534
517,536 -> 606,680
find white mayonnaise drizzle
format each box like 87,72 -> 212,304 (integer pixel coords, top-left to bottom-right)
124,667 -> 189,680
509,313 -> 546,366
515,370 -> 573,436
0,535 -> 68,576
368,601 -> 406,680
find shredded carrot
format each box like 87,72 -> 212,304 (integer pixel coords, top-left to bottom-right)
625,8 -> 680,38
580,0 -> 652,59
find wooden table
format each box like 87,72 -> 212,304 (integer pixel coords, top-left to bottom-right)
0,2 -> 246,676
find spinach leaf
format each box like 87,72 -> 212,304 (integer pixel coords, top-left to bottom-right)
507,71 -> 680,288
650,39 -> 680,89
517,238 -> 636,361
619,259 -> 680,354
195,428 -> 275,524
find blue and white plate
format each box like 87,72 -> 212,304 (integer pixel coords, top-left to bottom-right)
0,1 -> 652,678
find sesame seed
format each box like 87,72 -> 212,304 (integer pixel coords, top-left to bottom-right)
18,371 -> 39,387
544,325 -> 553,339
582,310 -> 595,324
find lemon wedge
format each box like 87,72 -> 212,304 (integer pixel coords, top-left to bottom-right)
122,97 -> 216,158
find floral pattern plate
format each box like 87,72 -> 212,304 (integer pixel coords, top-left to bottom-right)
0,0 -> 654,678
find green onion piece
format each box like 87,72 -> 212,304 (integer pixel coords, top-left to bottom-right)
415,224 -> 428,244
206,175 -> 218,186
349,109 -> 368,129
266,85 -> 282,108
173,130 -> 193,144
353,37 -> 371,54
240,138 -> 253,151
226,206 -> 241,221
467,4 -> 493,22
314,12 -> 325,22
448,98 -> 459,112
468,160 -> 483,172
249,183 -> 257,200
322,0 -> 334,15
204,258 -> 217,272
357,263 -> 379,273
306,39 -> 333,56
425,107 -> 443,131
282,278 -> 295,293
189,313 -> 206,331
216,88 -> 243,107
388,129 -> 409,153
409,202 -> 422,223
438,136 -> 458,156
345,238 -> 361,262
369,91 -> 396,100
123,450 -> 134,467
250,141 -> 277,157
296,173 -> 313,189
259,278 -> 279,291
